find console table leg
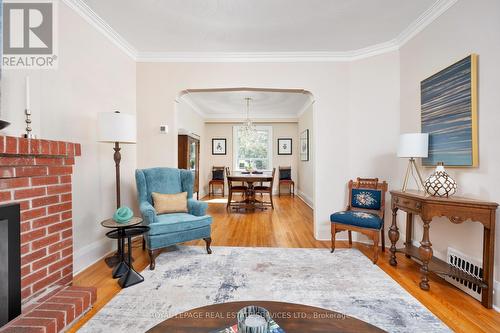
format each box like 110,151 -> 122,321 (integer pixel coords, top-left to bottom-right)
389,207 -> 399,266
482,213 -> 495,308
419,219 -> 433,291
404,213 -> 413,258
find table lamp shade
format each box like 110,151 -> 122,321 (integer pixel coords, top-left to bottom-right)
98,112 -> 136,143
397,133 -> 428,158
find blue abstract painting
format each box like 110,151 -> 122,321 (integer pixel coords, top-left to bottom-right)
421,55 -> 478,167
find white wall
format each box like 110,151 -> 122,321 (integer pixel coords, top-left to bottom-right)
1,3 -> 137,273
202,122 -> 298,195
297,105 -> 314,207
136,56 -> 400,240
348,52 -> 401,245
399,0 -> 500,303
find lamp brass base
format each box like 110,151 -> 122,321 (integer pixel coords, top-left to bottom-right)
401,158 -> 425,192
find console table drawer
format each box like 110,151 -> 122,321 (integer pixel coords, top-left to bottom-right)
394,197 -> 421,212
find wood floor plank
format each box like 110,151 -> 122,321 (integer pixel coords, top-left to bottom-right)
69,195 -> 500,333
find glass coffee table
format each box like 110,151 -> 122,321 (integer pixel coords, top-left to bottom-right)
146,301 -> 386,332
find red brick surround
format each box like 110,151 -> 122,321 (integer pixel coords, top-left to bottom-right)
0,286 -> 96,333
0,135 -> 81,302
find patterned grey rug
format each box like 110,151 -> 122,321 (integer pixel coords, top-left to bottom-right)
79,246 -> 450,333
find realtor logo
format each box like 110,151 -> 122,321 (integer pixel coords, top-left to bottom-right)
2,1 -> 58,68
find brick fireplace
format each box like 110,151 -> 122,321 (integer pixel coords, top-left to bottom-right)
0,136 -> 81,302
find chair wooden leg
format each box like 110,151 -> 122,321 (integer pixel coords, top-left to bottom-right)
227,190 -> 232,210
331,223 -> 336,253
292,183 -> 295,196
269,192 -> 274,209
372,232 -> 380,264
222,185 -> 225,197
381,225 -> 385,252
148,249 -> 156,270
348,230 -> 352,247
204,237 -> 212,254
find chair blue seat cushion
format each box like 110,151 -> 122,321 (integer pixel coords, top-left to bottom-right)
330,211 -> 383,229
149,213 -> 212,236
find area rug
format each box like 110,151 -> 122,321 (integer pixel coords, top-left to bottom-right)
78,246 -> 450,333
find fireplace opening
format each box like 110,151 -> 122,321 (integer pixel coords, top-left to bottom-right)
0,203 -> 21,327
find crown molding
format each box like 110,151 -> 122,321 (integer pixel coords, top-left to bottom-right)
204,118 -> 299,124
61,0 -> 138,60
296,97 -> 315,118
135,40 -> 399,63
65,0 -> 457,63
176,94 -> 208,119
395,0 -> 458,46
204,113 -> 299,120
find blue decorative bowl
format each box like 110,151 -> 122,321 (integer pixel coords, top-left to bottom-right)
113,206 -> 133,224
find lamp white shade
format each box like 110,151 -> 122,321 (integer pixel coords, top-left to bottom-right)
397,133 -> 428,158
98,112 -> 137,144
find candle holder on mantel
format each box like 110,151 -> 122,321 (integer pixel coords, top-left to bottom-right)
23,108 -> 34,139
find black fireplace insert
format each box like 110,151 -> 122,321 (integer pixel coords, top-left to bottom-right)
0,203 -> 21,327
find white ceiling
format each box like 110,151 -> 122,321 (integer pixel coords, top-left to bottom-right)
78,0 -> 445,58
179,90 -> 313,120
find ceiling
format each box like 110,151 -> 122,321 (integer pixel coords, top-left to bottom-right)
77,0 -> 448,58
179,89 -> 313,120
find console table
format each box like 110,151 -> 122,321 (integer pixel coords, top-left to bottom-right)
389,190 -> 497,308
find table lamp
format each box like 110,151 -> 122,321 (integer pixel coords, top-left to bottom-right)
98,111 -> 136,266
397,133 -> 428,192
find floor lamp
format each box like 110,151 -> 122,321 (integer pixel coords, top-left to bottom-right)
397,133 -> 428,192
98,111 -> 137,267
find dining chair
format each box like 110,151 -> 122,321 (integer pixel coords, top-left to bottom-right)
278,166 -> 294,196
209,166 -> 225,197
254,168 -> 276,209
330,177 -> 388,264
225,167 -> 248,210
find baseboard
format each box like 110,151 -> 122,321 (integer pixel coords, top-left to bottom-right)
73,237 -> 114,275
494,280 -> 500,312
296,190 -> 314,208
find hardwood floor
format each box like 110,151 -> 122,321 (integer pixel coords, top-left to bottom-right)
70,195 -> 500,333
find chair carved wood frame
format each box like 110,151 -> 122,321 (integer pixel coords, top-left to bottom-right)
331,177 -> 388,264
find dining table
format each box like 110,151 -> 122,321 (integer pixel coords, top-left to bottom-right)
227,171 -> 274,210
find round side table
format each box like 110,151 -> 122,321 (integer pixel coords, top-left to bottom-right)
101,217 -> 146,287
106,226 -> 150,288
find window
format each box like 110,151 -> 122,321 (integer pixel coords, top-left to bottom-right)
233,125 -> 273,171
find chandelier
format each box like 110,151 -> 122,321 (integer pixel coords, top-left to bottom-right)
243,97 -> 255,133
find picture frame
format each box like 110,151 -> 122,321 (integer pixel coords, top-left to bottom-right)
421,54 -> 478,167
300,130 -> 309,161
277,138 -> 292,155
212,138 -> 227,155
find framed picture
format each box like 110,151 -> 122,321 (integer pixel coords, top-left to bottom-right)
277,138 -> 292,155
300,130 -> 309,161
212,138 -> 226,155
421,54 -> 478,167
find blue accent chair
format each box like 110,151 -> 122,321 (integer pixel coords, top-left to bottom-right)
136,167 -> 213,270
330,178 -> 388,264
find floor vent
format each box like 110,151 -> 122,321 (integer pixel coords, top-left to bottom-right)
446,247 -> 482,301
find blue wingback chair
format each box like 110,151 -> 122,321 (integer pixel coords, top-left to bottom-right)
136,167 -> 213,270
330,178 -> 387,264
